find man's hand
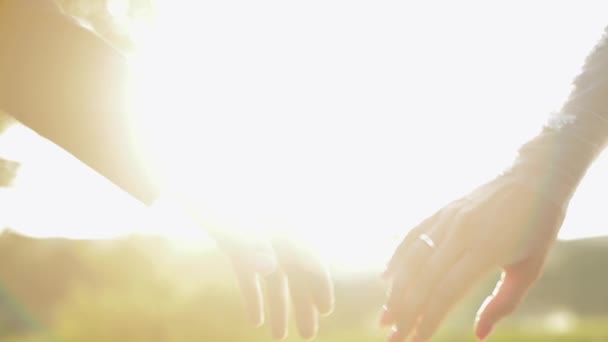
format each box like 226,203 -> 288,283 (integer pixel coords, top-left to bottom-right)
216,233 -> 334,340
381,175 -> 566,341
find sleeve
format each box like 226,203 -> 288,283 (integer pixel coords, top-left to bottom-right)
0,0 -> 160,205
504,25 -> 608,207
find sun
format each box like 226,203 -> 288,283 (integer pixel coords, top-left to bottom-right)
121,4 -> 398,268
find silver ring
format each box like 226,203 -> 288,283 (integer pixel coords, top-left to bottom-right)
418,234 -> 436,249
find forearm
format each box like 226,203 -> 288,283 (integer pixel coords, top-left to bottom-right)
0,0 -> 159,204
506,27 -> 608,206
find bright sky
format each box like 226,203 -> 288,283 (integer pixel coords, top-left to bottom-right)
1,1 -> 608,270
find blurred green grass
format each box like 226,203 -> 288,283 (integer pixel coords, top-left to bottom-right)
6,323 -> 608,342
0,232 -> 606,341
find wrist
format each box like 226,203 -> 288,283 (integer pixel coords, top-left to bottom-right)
504,111 -> 606,206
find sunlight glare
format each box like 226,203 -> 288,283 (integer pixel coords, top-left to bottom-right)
3,1 -> 608,271
123,1 -> 608,270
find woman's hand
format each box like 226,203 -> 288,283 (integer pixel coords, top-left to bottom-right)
216,233 -> 334,340
381,175 -> 567,341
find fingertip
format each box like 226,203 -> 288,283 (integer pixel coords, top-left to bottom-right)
242,293 -> 264,328
318,304 -> 335,318
302,334 -> 317,342
311,275 -> 335,318
250,318 -> 264,328
310,320 -> 320,341
475,321 -> 494,341
474,312 -> 494,341
295,309 -> 319,341
271,326 -> 288,341
316,294 -> 335,317
250,313 -> 264,328
246,304 -> 264,328
299,326 -> 319,342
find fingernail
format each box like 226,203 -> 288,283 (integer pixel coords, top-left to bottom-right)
476,324 -> 494,341
380,309 -> 394,326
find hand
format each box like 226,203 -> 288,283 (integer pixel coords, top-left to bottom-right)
216,232 -> 334,340
381,175 -> 567,341
162,192 -> 334,340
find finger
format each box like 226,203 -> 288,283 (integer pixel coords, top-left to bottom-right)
294,257 -> 334,316
384,211 -> 441,278
387,304 -> 418,342
273,238 -> 334,315
413,253 -> 490,341
310,267 -> 334,316
233,265 -> 264,327
264,271 -> 289,340
474,256 -> 544,341
388,248 -> 450,341
383,240 -> 432,327
384,210 -> 458,322
389,212 -> 470,328
287,274 -> 319,340
272,238 -> 325,339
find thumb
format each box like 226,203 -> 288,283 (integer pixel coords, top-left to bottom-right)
474,258 -> 543,341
